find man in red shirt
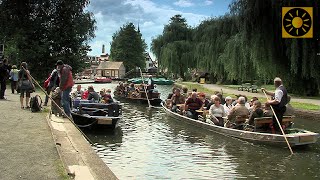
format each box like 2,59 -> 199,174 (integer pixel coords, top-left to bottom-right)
56,60 -> 74,118
184,92 -> 203,120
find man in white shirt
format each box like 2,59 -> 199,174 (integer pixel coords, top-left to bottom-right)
262,77 -> 288,132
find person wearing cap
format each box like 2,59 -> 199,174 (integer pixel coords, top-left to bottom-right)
9,65 -> 19,94
0,58 -> 9,99
261,77 -> 288,132
223,96 -> 234,116
56,60 -> 74,117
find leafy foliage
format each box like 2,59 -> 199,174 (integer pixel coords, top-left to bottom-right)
152,1 -> 320,96
110,23 -> 147,71
0,0 -> 96,80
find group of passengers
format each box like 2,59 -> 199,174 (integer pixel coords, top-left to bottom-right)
71,84 -> 113,104
166,83 -> 294,130
115,79 -> 158,99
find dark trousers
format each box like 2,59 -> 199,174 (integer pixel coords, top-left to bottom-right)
0,79 -> 6,98
44,88 -> 51,105
272,106 -> 286,131
11,80 -> 17,94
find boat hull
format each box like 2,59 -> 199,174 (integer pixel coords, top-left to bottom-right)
161,103 -> 319,147
71,112 -> 120,129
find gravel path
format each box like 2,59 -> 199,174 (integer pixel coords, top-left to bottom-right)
0,91 -> 61,180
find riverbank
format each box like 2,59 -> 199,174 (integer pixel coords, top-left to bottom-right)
0,92 -> 66,179
175,82 -> 320,117
0,88 -> 118,179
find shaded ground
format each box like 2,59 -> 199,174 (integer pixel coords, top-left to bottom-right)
0,92 -> 62,180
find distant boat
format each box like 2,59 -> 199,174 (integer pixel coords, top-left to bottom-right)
94,76 -> 112,83
128,77 -> 173,85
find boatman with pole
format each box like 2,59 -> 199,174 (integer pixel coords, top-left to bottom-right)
261,77 -> 288,132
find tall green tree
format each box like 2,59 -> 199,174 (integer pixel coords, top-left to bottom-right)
0,0 -> 96,79
152,2 -> 320,96
110,23 -> 147,71
151,14 -> 194,79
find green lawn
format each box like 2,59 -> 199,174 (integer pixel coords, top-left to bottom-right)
177,82 -> 320,111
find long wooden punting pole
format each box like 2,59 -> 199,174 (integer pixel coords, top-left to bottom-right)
263,90 -> 294,155
139,67 -> 152,108
22,66 -> 94,145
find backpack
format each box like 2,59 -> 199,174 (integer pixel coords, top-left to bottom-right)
30,95 -> 42,112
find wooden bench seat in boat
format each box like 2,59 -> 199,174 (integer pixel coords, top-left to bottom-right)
79,103 -> 121,116
254,116 -> 294,131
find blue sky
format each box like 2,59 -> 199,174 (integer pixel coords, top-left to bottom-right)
87,0 -> 232,57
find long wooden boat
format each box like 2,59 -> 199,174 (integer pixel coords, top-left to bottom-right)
71,101 -> 122,129
114,92 -> 162,106
161,102 -> 319,147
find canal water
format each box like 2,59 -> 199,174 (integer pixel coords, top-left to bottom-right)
77,83 -> 320,179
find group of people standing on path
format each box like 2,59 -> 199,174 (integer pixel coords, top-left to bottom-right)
0,59 -> 35,108
166,77 -> 294,133
0,58 -> 74,118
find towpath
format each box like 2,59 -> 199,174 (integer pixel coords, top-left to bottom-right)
0,92 -> 62,179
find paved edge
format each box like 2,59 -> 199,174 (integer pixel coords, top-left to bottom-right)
46,113 -> 118,180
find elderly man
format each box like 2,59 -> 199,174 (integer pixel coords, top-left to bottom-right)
184,92 -> 203,120
227,96 -> 249,123
261,77 -> 288,132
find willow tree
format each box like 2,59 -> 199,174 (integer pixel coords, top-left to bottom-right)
151,14 -> 194,79
110,23 -> 147,71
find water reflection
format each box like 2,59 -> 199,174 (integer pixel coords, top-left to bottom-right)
78,83 -> 320,179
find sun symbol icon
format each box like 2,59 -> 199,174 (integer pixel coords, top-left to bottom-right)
283,8 -> 312,37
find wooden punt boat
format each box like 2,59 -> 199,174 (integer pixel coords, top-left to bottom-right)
71,101 -> 122,129
161,102 -> 319,147
113,92 -> 162,106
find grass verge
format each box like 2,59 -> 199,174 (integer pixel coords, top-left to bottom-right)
55,159 -> 70,180
176,82 -> 320,111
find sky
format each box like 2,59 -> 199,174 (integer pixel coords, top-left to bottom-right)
87,0 -> 232,57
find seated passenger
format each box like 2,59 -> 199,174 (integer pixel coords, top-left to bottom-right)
198,92 -> 209,110
184,92 -> 203,120
87,86 -> 100,102
82,89 -> 89,99
209,96 -> 226,126
181,87 -> 188,98
71,84 -> 84,100
227,97 -> 250,123
248,100 -> 264,125
206,95 -> 217,110
170,89 -> 185,112
223,96 -> 234,116
100,90 -> 114,104
127,83 -> 135,92
284,95 -> 294,116
167,87 -> 177,99
263,103 -> 273,117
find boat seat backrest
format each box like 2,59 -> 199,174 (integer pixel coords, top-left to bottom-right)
79,103 -> 122,117
236,115 -> 248,123
254,116 -> 294,126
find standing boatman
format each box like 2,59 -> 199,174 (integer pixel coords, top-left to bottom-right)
261,77 -> 288,132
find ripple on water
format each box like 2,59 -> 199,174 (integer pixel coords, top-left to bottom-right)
81,84 -> 320,179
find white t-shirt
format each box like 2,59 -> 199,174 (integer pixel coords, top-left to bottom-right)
274,85 -> 284,103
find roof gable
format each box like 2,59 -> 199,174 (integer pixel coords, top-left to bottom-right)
97,61 -> 124,69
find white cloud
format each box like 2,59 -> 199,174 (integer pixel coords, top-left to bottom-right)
174,0 -> 194,8
87,0 -> 209,56
204,0 -> 213,6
